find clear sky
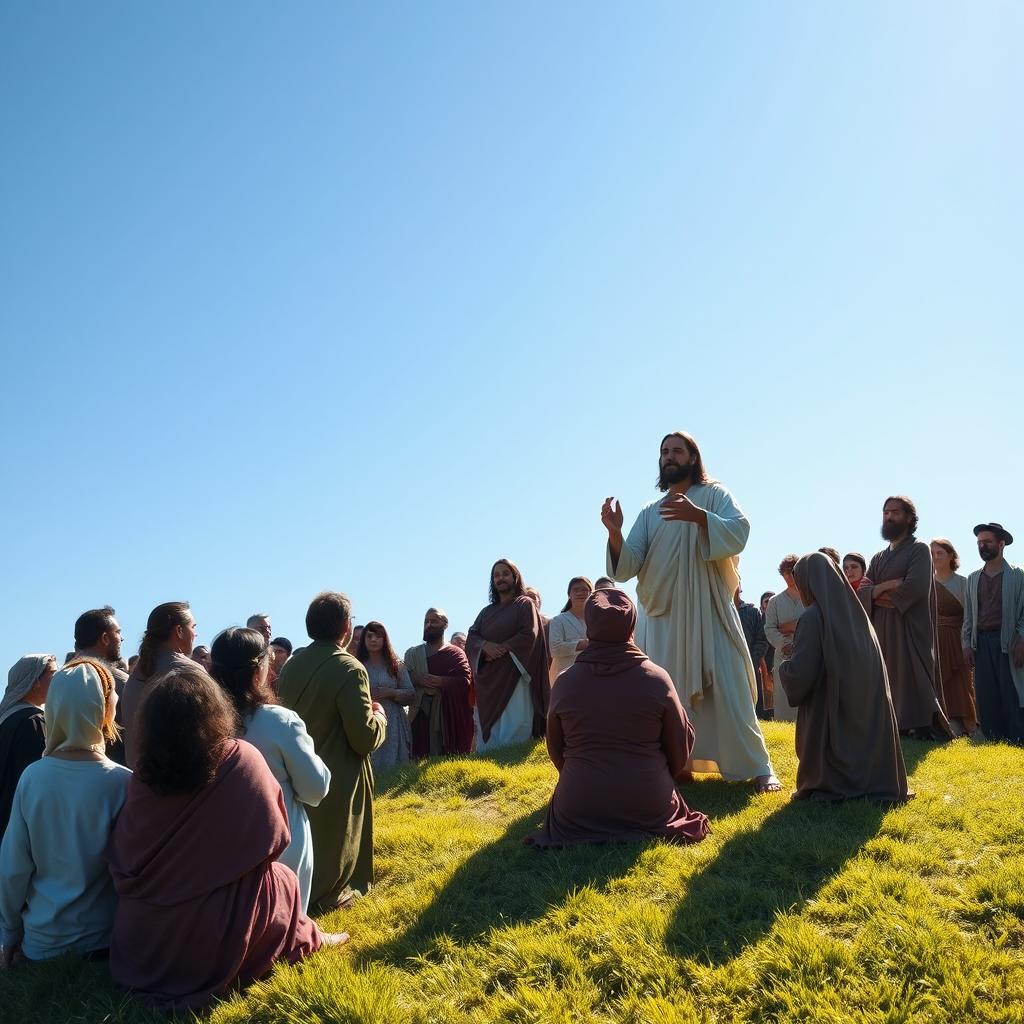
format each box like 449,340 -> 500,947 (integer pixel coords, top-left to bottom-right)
1,3 -> 1021,670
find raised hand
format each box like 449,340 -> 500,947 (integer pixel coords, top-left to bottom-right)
601,497 -> 623,533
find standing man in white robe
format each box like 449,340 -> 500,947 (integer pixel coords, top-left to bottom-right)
602,431 -> 780,792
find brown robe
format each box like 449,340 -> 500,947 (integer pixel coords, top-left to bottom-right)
527,589 -> 709,847
781,553 -> 912,803
466,595 -> 550,742
861,538 -> 951,736
407,643 -> 475,757
935,580 -> 978,730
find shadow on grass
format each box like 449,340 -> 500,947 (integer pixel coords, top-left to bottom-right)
665,797 -> 886,964
899,735 -> 945,775
360,806 -> 646,966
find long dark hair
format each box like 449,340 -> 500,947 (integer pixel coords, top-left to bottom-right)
209,627 -> 274,728
134,667 -> 237,795
488,558 -> 525,605
656,432 -> 710,491
561,576 -> 594,613
136,602 -> 191,679
356,621 -> 402,679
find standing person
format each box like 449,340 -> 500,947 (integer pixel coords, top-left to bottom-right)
594,577 -> 616,591
191,645 -> 213,670
758,592 -> 776,720
842,553 -> 872,592
962,524 -> 1024,744
466,559 -> 550,752
450,632 -> 468,651
270,637 -> 292,677
818,547 -> 842,568
278,592 -> 386,911
209,628 -> 331,912
860,497 -> 951,738
1,660 -> 129,964
121,602 -> 198,769
346,625 -> 364,655
930,538 -> 978,736
72,606 -> 129,764
405,609 -> 474,758
779,554 -> 911,803
246,614 -> 272,644
601,431 -> 779,792
0,655 -> 57,837
734,586 -> 771,721
547,577 -> 593,684
356,621 -> 415,772
527,589 -> 709,847
763,556 -> 806,723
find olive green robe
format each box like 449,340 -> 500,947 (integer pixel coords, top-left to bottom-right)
278,641 -> 386,912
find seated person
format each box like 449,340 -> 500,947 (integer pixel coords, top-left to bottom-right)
0,659 -> 129,964
527,589 -> 709,847
779,552 -> 912,803
107,668 -> 345,1011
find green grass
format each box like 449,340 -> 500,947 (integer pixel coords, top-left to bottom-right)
3,725 -> 1023,1023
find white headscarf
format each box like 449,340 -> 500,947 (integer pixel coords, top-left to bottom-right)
43,661 -> 110,756
0,654 -> 55,726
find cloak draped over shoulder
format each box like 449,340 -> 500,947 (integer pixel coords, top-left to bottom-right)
406,643 -> 474,757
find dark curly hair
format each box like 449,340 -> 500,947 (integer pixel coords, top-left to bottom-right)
778,554 -> 799,577
134,667 -> 238,795
209,627 -> 274,729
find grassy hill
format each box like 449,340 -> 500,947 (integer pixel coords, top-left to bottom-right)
3,724 -> 1023,1023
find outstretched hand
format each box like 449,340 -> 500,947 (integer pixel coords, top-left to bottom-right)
601,497 -> 623,533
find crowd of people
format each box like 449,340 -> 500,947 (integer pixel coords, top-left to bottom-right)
1,431 -> 1022,1010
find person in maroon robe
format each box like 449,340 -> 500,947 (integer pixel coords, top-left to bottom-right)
405,608 -> 474,757
527,588 -> 709,847
466,559 -> 550,750
107,668 -> 344,1011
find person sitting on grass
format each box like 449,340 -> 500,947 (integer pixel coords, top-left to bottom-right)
779,552 -> 912,804
106,668 -> 345,1011
527,588 -> 710,848
0,659 -> 129,966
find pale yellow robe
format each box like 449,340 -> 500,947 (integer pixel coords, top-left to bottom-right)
607,483 -> 775,780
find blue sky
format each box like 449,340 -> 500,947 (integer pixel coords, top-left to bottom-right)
1,2 -> 1020,669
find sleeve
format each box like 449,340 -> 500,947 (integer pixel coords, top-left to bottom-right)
608,507 -> 650,582
961,574 -> 975,649
660,685 -> 695,780
403,647 -> 424,685
888,543 -> 932,614
778,609 -> 824,706
751,610 -> 769,667
548,615 -> 581,659
696,485 -> 750,561
859,556 -> 882,615
8,716 -> 45,784
336,661 -> 387,757
438,649 -> 473,693
465,610 -> 487,675
501,599 -> 542,668
392,665 -> 416,704
0,784 -> 33,949
763,597 -> 787,653
1015,570 -> 1024,639
544,707 -> 565,771
279,712 -> 332,807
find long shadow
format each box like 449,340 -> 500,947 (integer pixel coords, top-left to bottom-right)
360,807 -> 646,966
665,797 -> 887,964
899,735 -> 945,775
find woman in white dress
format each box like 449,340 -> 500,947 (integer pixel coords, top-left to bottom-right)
547,577 -> 593,685
209,628 -> 330,912
357,621 -> 415,773
764,554 -> 807,723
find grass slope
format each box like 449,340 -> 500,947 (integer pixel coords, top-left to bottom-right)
3,725 -> 1023,1023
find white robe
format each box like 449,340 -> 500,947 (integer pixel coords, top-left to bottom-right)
547,610 -> 587,684
607,482 -> 775,780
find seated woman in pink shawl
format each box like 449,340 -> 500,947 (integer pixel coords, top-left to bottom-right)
107,667 -> 345,1011
527,589 -> 709,847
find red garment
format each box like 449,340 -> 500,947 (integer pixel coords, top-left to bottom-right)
107,740 -> 321,1010
851,576 -> 873,592
410,645 -> 474,758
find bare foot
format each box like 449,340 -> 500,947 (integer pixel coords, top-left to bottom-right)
754,774 -> 782,794
319,931 -> 350,947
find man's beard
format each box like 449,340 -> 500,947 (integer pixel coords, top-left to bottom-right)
423,626 -> 444,642
659,462 -> 692,490
880,521 -> 906,541
979,546 -> 998,562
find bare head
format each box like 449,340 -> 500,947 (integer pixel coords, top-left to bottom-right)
423,607 -> 449,643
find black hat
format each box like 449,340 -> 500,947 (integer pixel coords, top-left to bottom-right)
974,523 -> 1013,545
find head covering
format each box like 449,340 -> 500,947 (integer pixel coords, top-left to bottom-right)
974,522 -> 1013,545
575,589 -> 648,675
1,654 -> 55,726
43,661 -> 109,755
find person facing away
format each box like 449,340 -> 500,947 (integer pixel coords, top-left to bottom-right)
107,669 -> 341,1011
842,552 -> 872,592
961,523 -> 1024,744
778,553 -> 912,803
246,613 -> 273,644
548,577 -> 594,685
859,496 -> 951,739
734,585 -> 770,720
405,608 -> 474,758
277,592 -> 387,912
1,659 -> 129,966
763,555 -> 807,723
121,601 -> 200,768
466,559 -> 551,752
73,606 -> 129,764
209,627 -> 331,913
0,655 -> 57,838
526,588 -> 710,848
602,431 -> 779,792
356,621 -> 415,773
930,538 -> 978,737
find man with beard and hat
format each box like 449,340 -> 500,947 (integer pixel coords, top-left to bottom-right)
405,608 -> 474,758
859,496 -> 951,739
601,431 -> 779,793
961,523 -> 1024,744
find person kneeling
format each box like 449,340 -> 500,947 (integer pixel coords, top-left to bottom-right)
106,668 -> 345,1011
527,589 -> 709,847
779,552 -> 913,803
